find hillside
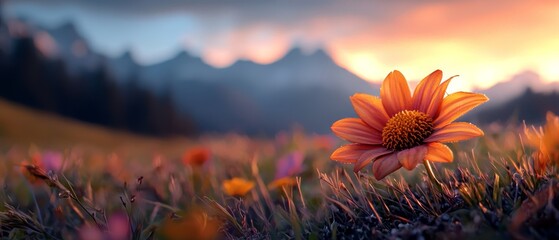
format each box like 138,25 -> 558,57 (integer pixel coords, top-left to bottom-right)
0,98 -> 187,154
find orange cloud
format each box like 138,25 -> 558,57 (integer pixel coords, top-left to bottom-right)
326,1 -> 559,91
188,0 -> 558,92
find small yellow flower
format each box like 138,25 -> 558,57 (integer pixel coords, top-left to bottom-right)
331,70 -> 488,180
222,177 -> 255,197
524,111 -> 559,174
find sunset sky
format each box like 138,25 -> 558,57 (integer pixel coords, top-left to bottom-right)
5,0 -> 559,92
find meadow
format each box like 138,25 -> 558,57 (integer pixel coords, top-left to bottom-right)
0,98 -> 558,240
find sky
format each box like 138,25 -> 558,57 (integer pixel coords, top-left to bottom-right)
4,0 -> 559,92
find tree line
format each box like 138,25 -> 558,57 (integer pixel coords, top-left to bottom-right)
0,34 -> 195,136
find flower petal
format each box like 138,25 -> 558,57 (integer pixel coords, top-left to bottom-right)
223,178 -> 255,197
331,118 -> 382,144
372,153 -> 401,180
425,142 -> 454,163
397,145 -> 428,170
353,146 -> 393,172
331,144 -> 376,164
350,93 -> 389,131
434,92 -> 489,128
267,177 -> 297,190
412,70 -> 442,113
380,70 -> 412,117
425,122 -> 484,143
426,76 -> 455,119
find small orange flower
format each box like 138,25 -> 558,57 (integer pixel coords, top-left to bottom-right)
524,111 -> 559,174
159,209 -> 221,240
20,151 -> 63,184
222,177 -> 255,197
20,163 -> 49,185
331,70 -> 488,180
268,152 -> 303,189
313,135 -> 336,151
20,155 -> 42,185
182,146 -> 211,167
267,177 -> 298,190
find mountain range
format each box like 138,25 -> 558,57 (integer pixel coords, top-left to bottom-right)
4,19 -> 559,134
476,70 -> 559,107
160,48 -> 379,134
8,19 -> 379,134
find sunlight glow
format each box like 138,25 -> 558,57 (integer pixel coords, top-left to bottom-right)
331,51 -> 384,82
197,0 -> 559,90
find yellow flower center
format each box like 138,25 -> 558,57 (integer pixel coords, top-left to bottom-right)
382,110 -> 434,151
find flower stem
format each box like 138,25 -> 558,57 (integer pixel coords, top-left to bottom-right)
423,159 -> 444,192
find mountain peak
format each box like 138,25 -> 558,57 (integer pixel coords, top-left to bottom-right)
307,48 -> 330,58
50,21 -> 81,38
277,47 -> 333,64
115,49 -> 137,65
478,70 -> 559,107
507,70 -> 541,86
283,47 -> 329,57
55,21 -> 77,31
171,50 -> 205,63
283,47 -> 305,58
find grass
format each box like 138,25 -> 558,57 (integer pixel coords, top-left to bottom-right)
0,101 -> 558,239
0,98 -> 189,155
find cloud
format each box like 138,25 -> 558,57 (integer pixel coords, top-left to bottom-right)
5,0 -> 559,90
320,0 -> 559,91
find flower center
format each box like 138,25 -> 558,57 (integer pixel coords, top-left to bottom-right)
382,110 -> 434,151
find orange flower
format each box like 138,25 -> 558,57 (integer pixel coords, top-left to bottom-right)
159,209 -> 221,240
20,154 -> 43,185
331,70 -> 488,180
524,111 -> 559,174
313,135 -> 336,151
182,146 -> 211,167
267,177 -> 298,190
222,177 -> 255,197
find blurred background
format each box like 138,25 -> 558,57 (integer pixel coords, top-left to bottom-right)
0,0 -> 558,141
